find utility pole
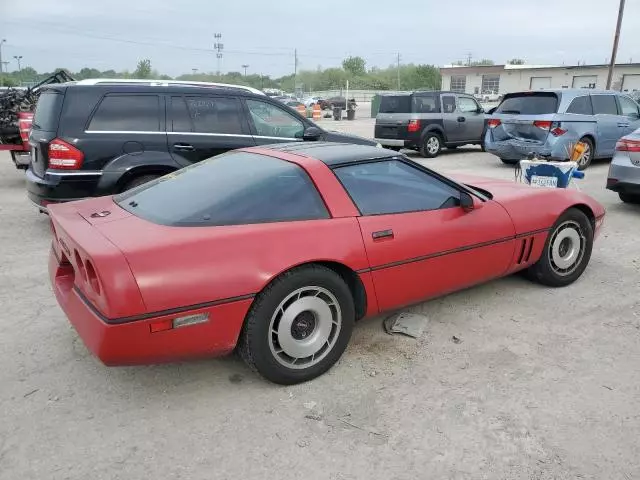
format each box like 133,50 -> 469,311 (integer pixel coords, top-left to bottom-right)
466,52 -> 473,66
214,33 -> 223,76
0,39 -> 6,87
606,0 -> 625,90
293,49 -> 298,94
396,53 -> 401,90
14,55 -> 22,72
242,64 -> 249,76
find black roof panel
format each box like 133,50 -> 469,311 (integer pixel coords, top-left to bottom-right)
263,142 -> 396,166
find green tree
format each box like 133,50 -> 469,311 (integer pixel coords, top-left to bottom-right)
342,56 -> 366,76
133,59 -> 152,79
508,58 -> 525,65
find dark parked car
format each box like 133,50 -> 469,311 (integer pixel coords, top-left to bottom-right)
320,96 -> 352,110
374,91 -> 485,157
26,79 -> 379,210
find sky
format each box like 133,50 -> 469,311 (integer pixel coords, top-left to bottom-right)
1,0 -> 639,78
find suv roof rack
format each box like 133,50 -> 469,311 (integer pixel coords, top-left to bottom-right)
74,78 -> 265,95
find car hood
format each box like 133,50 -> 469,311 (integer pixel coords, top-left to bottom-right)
450,173 -> 605,235
322,130 -> 379,146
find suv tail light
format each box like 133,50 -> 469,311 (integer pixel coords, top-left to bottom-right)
18,113 -> 33,142
487,119 -> 501,128
48,139 -> 84,170
616,139 -> 640,152
407,119 -> 421,133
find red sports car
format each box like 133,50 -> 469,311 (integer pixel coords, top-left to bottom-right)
48,143 -> 605,384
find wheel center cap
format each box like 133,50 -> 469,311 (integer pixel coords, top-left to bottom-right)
291,311 -> 316,340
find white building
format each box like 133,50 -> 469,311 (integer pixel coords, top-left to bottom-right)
440,63 -> 640,95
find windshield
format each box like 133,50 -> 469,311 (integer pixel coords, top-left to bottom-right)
115,152 -> 329,226
495,92 -> 559,115
32,91 -> 63,131
379,96 -> 411,114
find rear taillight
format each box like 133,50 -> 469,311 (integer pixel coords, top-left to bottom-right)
407,119 -> 421,133
48,139 -> 84,170
487,119 -> 501,128
533,120 -> 566,136
616,139 -> 640,152
18,114 -> 32,142
533,120 -> 552,130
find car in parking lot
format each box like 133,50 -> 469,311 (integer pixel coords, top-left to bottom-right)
25,79 -> 379,210
485,89 -> 640,169
606,127 -> 640,204
374,91 -> 486,157
48,142 -> 604,384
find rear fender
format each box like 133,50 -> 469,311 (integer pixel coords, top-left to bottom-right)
97,152 -> 181,194
420,123 -> 446,143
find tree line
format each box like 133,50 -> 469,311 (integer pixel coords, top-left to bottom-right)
1,56 -> 443,92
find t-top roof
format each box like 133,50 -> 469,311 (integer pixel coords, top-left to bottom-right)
262,142 -> 395,166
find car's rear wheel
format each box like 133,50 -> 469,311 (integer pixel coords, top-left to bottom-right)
526,208 -> 593,287
420,133 -> 442,158
619,192 -> 640,204
239,265 -> 355,385
500,158 -> 519,165
122,174 -> 161,191
576,137 -> 594,170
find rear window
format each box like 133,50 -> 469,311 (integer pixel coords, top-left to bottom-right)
379,95 -> 411,114
115,152 -> 329,227
33,91 -> 63,131
88,95 -> 160,132
496,93 -> 559,115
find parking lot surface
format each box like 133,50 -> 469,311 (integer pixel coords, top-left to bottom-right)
2,120 -> 640,479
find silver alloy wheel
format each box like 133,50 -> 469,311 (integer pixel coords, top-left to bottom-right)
548,220 -> 586,276
268,286 -> 342,369
426,136 -> 440,155
577,142 -> 591,167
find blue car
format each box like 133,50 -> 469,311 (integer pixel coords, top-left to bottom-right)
485,89 -> 640,170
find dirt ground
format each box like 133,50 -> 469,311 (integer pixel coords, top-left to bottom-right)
1,124 -> 639,479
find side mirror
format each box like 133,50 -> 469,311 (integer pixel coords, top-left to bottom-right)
460,192 -> 475,212
477,107 -> 485,114
303,126 -> 323,141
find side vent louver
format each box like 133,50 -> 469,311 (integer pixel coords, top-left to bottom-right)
517,237 -> 535,264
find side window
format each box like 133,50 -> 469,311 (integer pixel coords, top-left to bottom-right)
246,100 -> 305,139
441,95 -> 456,114
170,96 -> 192,132
88,95 -> 159,131
185,96 -> 244,134
458,97 -> 480,113
565,96 -> 593,115
618,96 -> 640,117
591,95 -> 618,115
334,159 -> 461,215
412,95 -> 438,113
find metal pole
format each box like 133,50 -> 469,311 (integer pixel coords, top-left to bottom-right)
293,49 -> 298,94
0,39 -> 6,87
242,64 -> 249,76
396,53 -> 401,90
606,0 -> 625,90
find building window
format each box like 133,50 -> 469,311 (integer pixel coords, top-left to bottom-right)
481,75 -> 500,94
450,75 -> 466,93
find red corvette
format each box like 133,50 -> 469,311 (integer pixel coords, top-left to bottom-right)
48,143 -> 605,384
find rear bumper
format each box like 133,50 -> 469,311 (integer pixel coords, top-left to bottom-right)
375,138 -> 407,147
49,248 -> 253,365
606,157 -> 640,194
484,131 -> 570,161
26,168 -> 102,207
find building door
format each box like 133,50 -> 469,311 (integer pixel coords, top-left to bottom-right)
530,77 -> 552,90
621,74 -> 640,93
572,75 -> 597,89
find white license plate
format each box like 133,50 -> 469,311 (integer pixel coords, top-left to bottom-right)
530,175 -> 558,188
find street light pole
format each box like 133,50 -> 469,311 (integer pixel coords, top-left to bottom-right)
0,39 -> 6,87
606,0 -> 625,90
242,64 -> 249,76
14,55 -> 22,72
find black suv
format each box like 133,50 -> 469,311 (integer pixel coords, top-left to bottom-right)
26,80 -> 378,209
374,91 -> 486,158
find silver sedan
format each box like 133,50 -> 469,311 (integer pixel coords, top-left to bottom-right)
607,127 -> 640,204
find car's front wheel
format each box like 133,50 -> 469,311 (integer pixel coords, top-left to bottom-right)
420,133 -> 442,158
239,265 -> 355,384
526,208 -> 593,287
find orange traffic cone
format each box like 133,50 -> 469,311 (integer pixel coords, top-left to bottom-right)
312,104 -> 322,121
296,104 -> 306,116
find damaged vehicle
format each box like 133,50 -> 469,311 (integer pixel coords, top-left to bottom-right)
484,90 -> 640,170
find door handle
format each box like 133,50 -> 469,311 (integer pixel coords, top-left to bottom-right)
173,143 -> 195,151
372,229 -> 394,240
618,123 -> 630,128
457,116 -> 466,122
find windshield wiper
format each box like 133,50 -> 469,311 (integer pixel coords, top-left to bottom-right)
499,110 -> 520,114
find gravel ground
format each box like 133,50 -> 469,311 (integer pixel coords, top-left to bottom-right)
1,124 -> 640,479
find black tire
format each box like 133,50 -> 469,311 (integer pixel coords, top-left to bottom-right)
500,158 -> 519,165
420,132 -> 442,158
576,136 -> 594,171
619,192 -> 640,204
122,174 -> 162,191
525,208 -> 594,287
238,265 -> 355,385
480,142 -> 486,152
